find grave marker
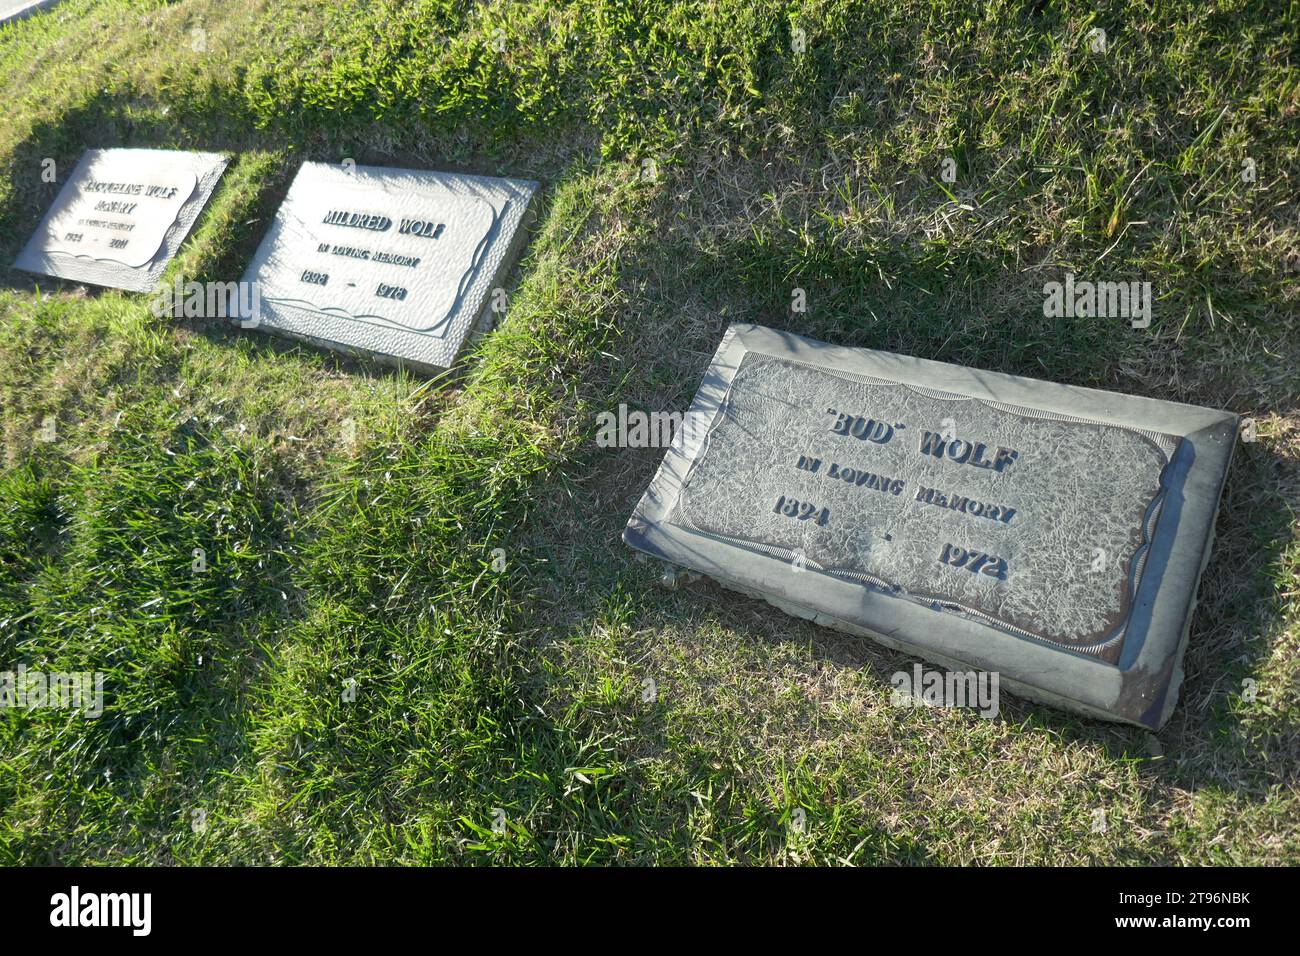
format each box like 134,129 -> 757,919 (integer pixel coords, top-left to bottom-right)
14,148 -> 229,292
239,162 -> 537,372
624,324 -> 1239,729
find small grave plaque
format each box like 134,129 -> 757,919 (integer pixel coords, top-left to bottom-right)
624,324 -> 1238,729
239,162 -> 538,372
14,148 -> 229,292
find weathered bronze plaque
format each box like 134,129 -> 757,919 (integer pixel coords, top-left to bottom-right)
625,324 -> 1239,728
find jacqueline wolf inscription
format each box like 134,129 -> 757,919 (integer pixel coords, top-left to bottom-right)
624,324 -> 1239,729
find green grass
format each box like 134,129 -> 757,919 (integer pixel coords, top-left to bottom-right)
0,0 -> 1297,864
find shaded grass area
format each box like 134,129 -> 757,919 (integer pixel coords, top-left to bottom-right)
0,0 -> 1297,863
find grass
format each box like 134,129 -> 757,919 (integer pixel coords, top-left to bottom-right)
0,0 -> 1297,864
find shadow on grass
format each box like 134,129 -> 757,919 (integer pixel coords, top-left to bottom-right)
0,84 -> 578,395
0,83 -> 279,284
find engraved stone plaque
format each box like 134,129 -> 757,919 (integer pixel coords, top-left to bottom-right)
625,324 -> 1239,729
239,162 -> 538,372
14,148 -> 229,292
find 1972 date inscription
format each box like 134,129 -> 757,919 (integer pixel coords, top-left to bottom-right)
938,542 -> 1007,580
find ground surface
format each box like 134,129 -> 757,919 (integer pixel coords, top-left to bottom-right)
0,0 -> 1296,865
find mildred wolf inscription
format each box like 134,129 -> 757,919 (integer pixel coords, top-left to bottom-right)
624,324 -> 1238,729
14,148 -> 229,292
240,162 -> 537,372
